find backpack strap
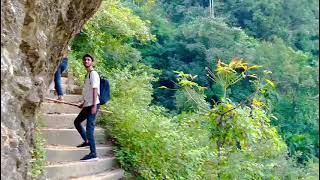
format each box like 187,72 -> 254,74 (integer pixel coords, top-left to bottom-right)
88,70 -> 96,84
87,70 -> 100,97
88,70 -> 93,80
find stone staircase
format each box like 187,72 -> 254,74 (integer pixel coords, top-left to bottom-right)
40,73 -> 124,179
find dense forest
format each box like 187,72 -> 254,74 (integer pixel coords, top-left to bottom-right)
69,0 -> 319,179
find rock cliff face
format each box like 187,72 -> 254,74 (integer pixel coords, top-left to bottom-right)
1,0 -> 101,179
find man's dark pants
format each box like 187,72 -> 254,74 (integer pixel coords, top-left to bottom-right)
74,104 -> 100,155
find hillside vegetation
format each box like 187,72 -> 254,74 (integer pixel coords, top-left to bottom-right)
68,0 -> 319,179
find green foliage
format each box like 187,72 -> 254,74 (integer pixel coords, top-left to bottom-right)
253,38 -> 316,92
68,0 -> 157,84
172,61 -> 317,179
177,17 -> 258,61
71,0 -> 155,72
173,71 -> 210,113
215,0 -> 319,57
156,0 -> 208,23
99,65 -> 214,179
138,15 -> 260,109
132,0 -> 319,164
28,118 -> 46,179
107,64 -> 158,108
251,38 -> 319,162
67,51 -> 87,86
206,58 -> 263,98
216,150 -> 315,179
69,0 -> 319,178
99,59 -> 310,179
175,88 -> 209,114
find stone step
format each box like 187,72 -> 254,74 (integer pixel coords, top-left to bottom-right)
40,102 -> 81,114
64,84 -> 83,95
42,128 -> 106,146
46,94 -> 82,102
48,77 -> 68,89
45,157 -> 116,179
40,113 -> 78,129
45,145 -> 113,162
40,112 -> 105,129
50,77 -> 69,85
49,84 -> 83,95
60,77 -> 69,84
70,169 -> 124,180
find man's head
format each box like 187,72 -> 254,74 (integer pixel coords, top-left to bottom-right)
82,54 -> 95,69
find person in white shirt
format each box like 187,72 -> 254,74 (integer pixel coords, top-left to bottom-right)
74,54 -> 100,161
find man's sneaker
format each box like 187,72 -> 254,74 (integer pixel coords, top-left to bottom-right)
57,96 -> 64,101
80,153 -> 98,161
76,142 -> 89,148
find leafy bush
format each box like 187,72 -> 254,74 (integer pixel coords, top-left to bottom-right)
28,116 -> 46,179
99,64 -> 214,179
96,60 -> 316,179
68,1 -> 318,178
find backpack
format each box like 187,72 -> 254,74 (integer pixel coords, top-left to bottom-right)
89,71 -> 110,105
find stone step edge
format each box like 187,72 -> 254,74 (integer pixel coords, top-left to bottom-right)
42,112 -> 79,114
70,169 -> 124,180
41,127 -> 104,131
45,144 -> 112,151
46,94 -> 82,98
45,157 -> 115,168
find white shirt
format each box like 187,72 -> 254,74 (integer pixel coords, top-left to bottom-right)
82,70 -> 100,107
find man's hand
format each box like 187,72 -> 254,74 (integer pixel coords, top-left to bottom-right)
91,105 -> 97,114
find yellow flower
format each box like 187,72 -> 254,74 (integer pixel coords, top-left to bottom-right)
266,79 -> 276,88
252,98 -> 264,107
